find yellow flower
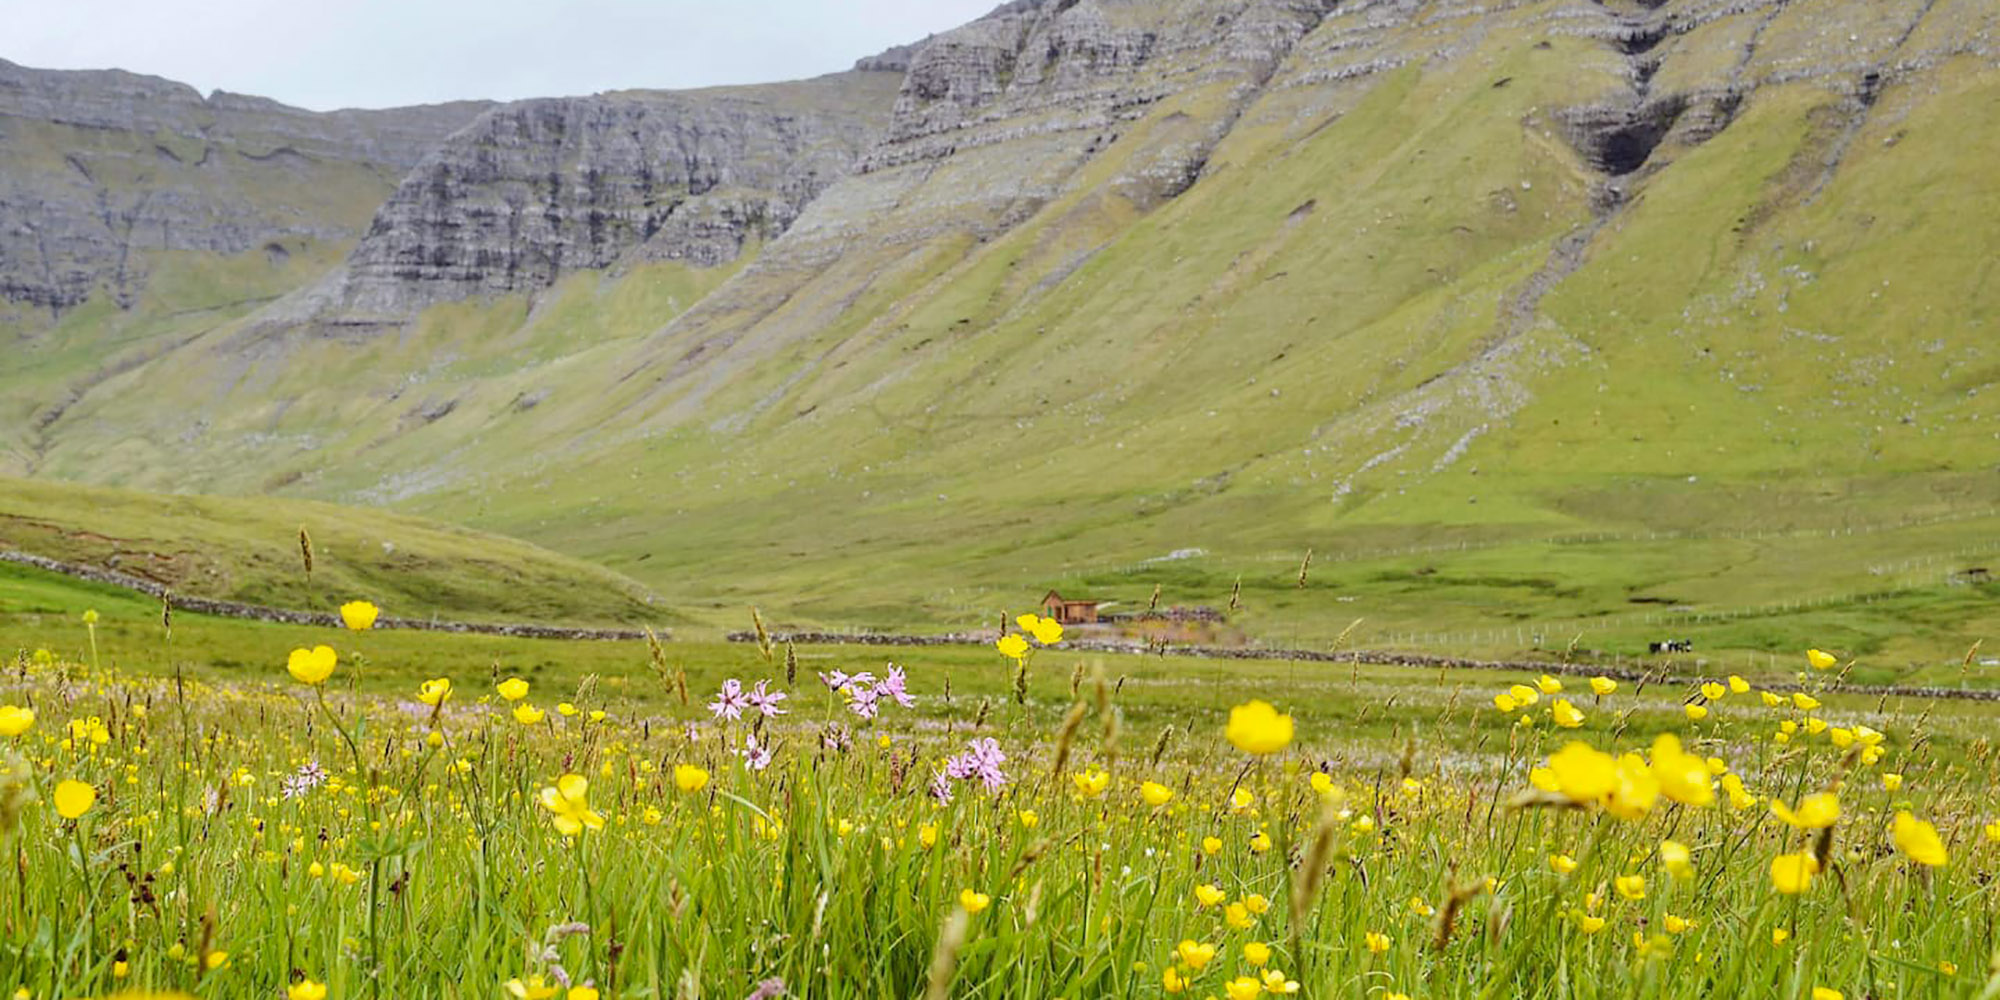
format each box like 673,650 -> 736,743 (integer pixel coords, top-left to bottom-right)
1028,616 -> 1064,645
1243,894 -> 1271,914
538,775 -> 605,837
919,823 -> 938,849
1071,768 -> 1109,799
1760,691 -> 1784,708
1549,853 -> 1578,875
1659,840 -> 1693,879
1575,913 -> 1606,935
417,678 -> 452,706
1248,831 -> 1272,853
1365,931 -> 1390,954
1770,852 -> 1820,894
1224,976 -> 1263,1000
1772,928 -> 1791,946
54,779 -> 96,820
1700,682 -> 1726,701
0,705 -> 33,737
511,704 -> 546,726
567,989 -> 600,1000
1141,781 -> 1175,807
674,764 -> 710,794
1493,693 -> 1518,713
1891,811 -> 1947,867
1806,649 -> 1837,671
505,975 -> 560,999
1650,734 -> 1714,807
1552,700 -> 1585,729
959,888 -> 991,914
286,645 -> 337,685
1201,836 -> 1223,854
1224,701 -> 1293,755
1829,727 -> 1855,749
1536,674 -> 1563,695
1684,703 -> 1709,721
1162,967 -> 1187,994
1260,969 -> 1300,994
1728,675 -> 1750,694
1017,809 -> 1039,829
338,600 -> 379,630
995,634 -> 1030,660
81,609 -> 99,625
1194,883 -> 1227,908
1791,693 -> 1821,712
497,677 -> 530,701
1811,989 -> 1843,1000
558,703 -> 579,717
1771,793 -> 1839,829
1176,939 -> 1216,970
288,979 -> 328,1000
1508,684 -> 1540,707
1225,902 -> 1255,929
1985,820 -> 2000,843
1614,874 -> 1645,900
1663,914 -> 1692,934
1243,941 -> 1270,966
1881,772 -> 1902,792
1590,676 -> 1617,696
1604,754 -> 1660,820
1546,742 -> 1617,803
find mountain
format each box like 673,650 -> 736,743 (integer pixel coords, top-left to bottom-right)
9,0 -> 2000,652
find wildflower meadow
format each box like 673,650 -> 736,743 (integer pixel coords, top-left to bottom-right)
1,604 -> 1997,1000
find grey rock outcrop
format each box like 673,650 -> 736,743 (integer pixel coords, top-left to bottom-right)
0,59 -> 490,316
301,72 -> 903,320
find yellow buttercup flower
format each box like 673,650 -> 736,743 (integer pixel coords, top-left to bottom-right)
1614,874 -> 1646,900
497,677 -> 530,701
1365,931 -> 1390,954
288,979 -> 328,1000
1223,976 -> 1262,1000
1176,939 -> 1216,970
1650,734 -> 1713,807
1224,701 -> 1293,755
1507,684 -> 1540,707
1811,988 -> 1843,1000
1985,820 -> 2000,843
511,703 -> 545,726
1772,928 -> 1791,946
1771,793 -> 1839,829
1770,852 -> 1820,894
54,779 -> 96,819
538,774 -> 605,837
1028,616 -> 1064,646
1140,781 -> 1175,807
1201,836 -> 1222,855
338,600 -> 379,630
1536,674 -> 1563,695
995,634 -> 1029,660
286,645 -> 337,685
1243,941 -> 1270,966
417,678 -> 452,706
1663,914 -> 1693,934
1071,768 -> 1109,799
1891,811 -> 1947,867
1684,703 -> 1709,721
959,888 -> 991,914
1806,648 -> 1837,671
1791,693 -> 1821,712
919,823 -> 938,848
1194,883 -> 1227,908
567,987 -> 600,1000
0,705 -> 33,737
1575,913 -> 1606,934
1224,902 -> 1254,929
505,975 -> 561,999
1493,693 -> 1518,713
1589,676 -> 1618,696
1659,839 -> 1693,879
1549,853 -> 1578,875
1604,753 -> 1661,820
674,764 -> 710,794
1552,699 -> 1585,728
1161,967 -> 1187,994
1728,675 -> 1750,694
1545,742 -> 1617,804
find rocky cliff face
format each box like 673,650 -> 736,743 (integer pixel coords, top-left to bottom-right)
302,73 -> 902,320
0,59 -> 489,317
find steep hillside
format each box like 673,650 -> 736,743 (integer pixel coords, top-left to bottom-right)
17,0 -> 2000,653
0,476 -> 665,624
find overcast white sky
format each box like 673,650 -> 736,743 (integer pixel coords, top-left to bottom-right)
1,0 -> 999,110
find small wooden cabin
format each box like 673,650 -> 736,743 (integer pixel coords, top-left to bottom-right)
1041,590 -> 1101,624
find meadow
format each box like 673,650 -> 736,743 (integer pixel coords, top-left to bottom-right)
3,570 -> 1999,1000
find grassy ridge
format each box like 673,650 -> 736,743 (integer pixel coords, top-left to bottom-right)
0,478 -> 669,626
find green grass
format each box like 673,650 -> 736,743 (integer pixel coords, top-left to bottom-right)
0,478 -> 668,627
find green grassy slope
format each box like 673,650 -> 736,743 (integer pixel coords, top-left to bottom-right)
18,0 -> 2000,662
0,476 -> 669,625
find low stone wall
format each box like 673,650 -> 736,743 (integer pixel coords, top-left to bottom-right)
726,629 -> 2000,703
1,549 -> 658,641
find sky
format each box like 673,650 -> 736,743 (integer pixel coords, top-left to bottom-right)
1,0 -> 1000,111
